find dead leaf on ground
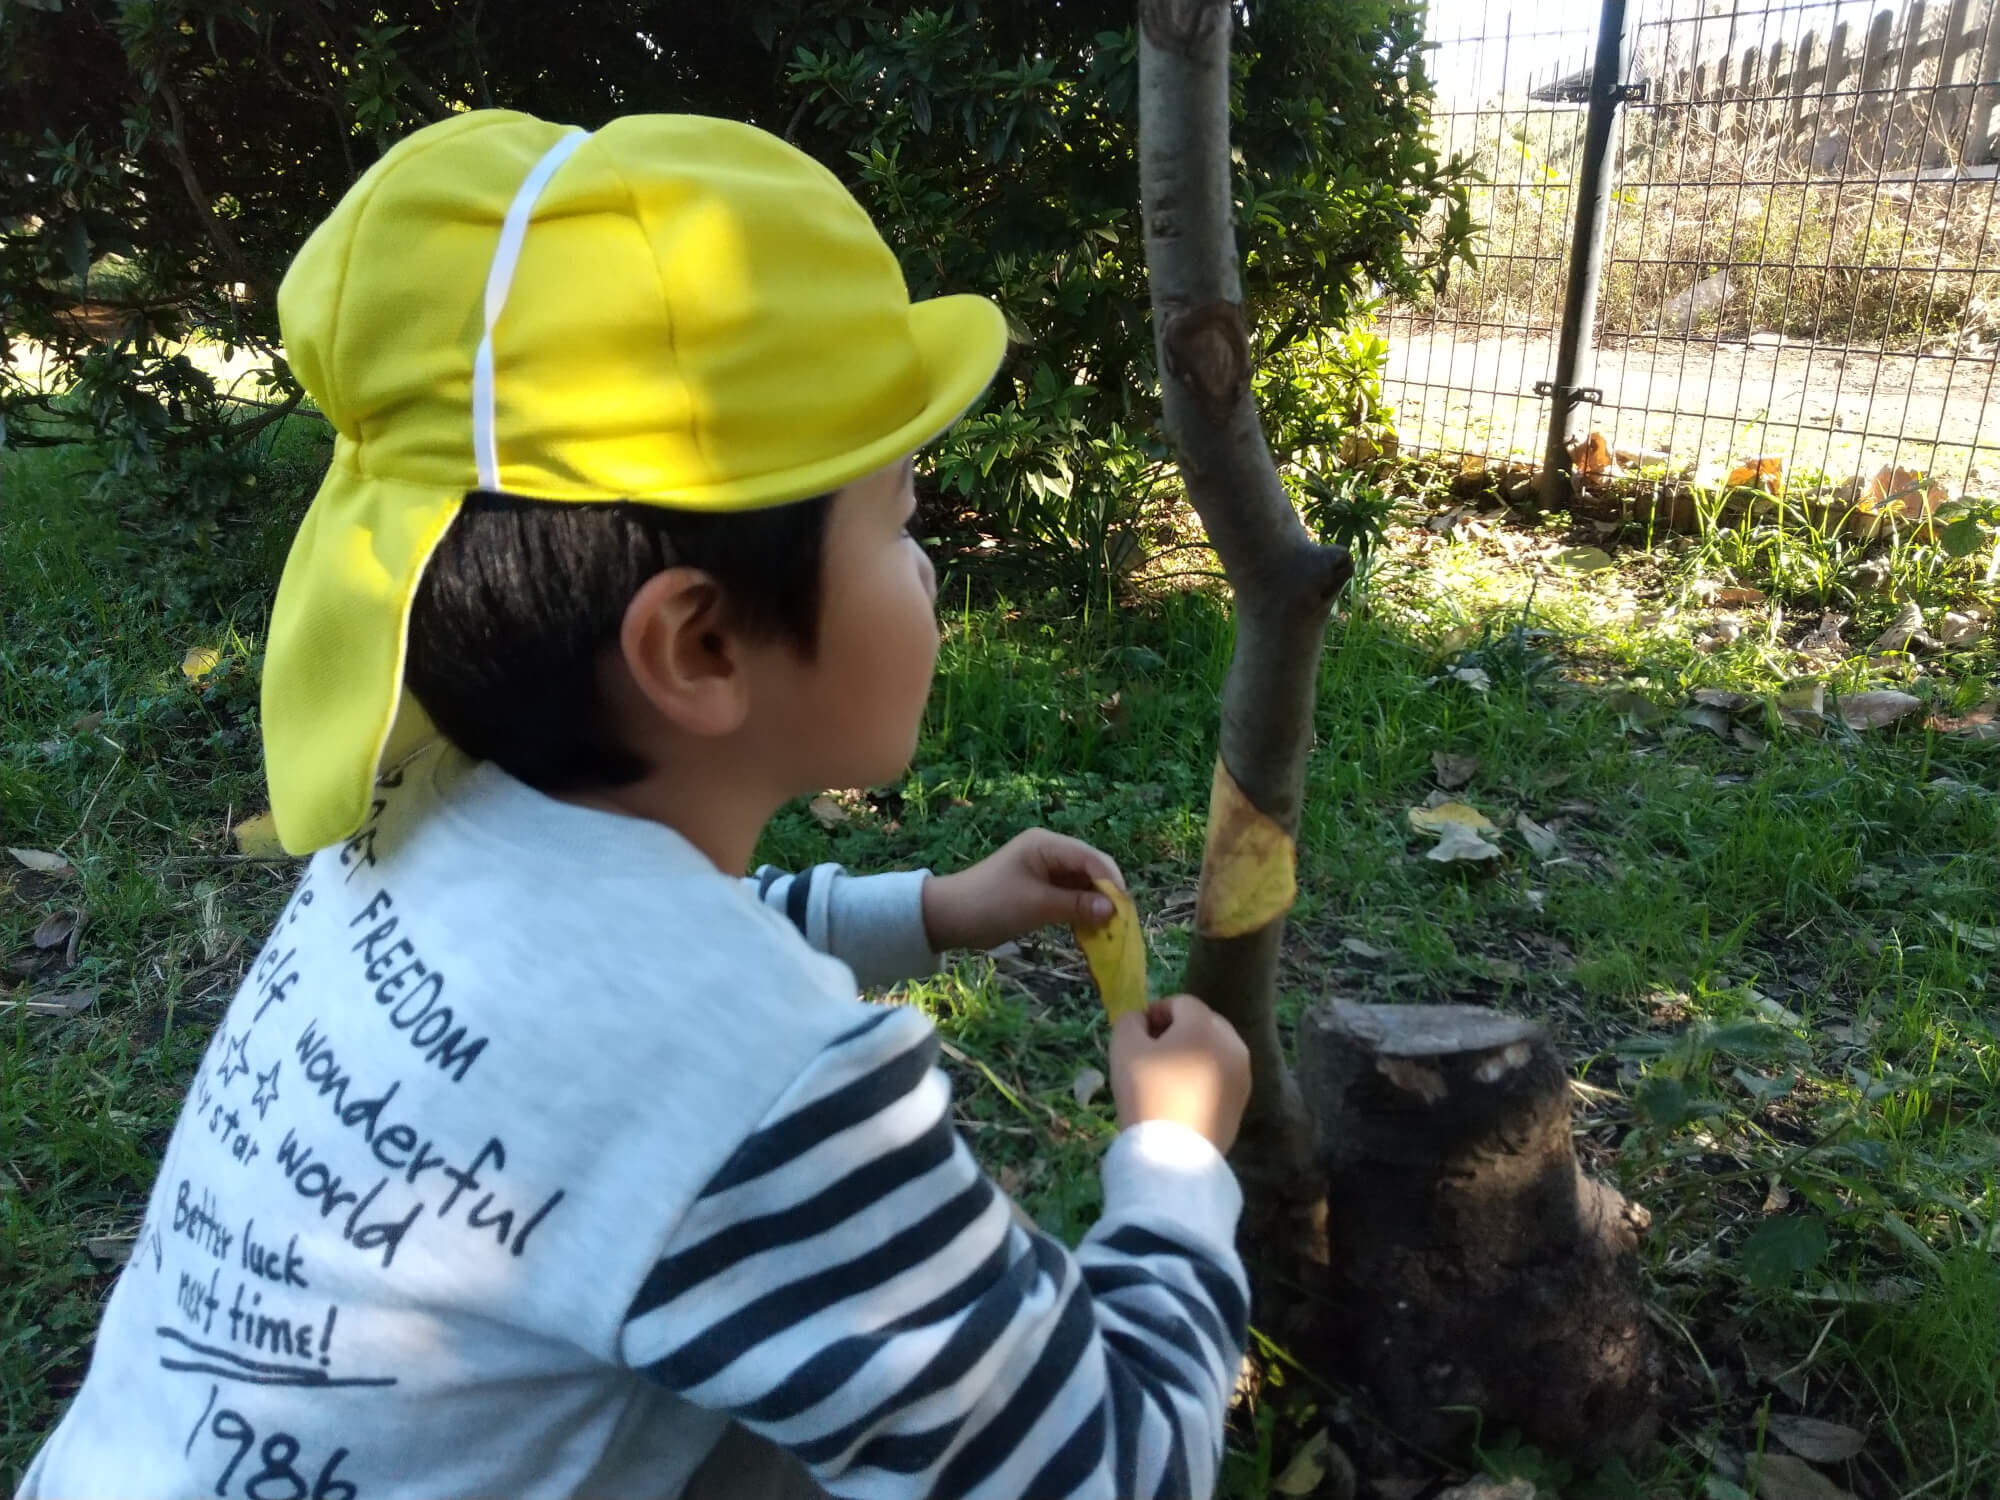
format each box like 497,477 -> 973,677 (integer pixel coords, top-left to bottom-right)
1927,699 -> 1997,737
1607,689 -> 1666,727
1749,1452 -> 1857,1500
1270,1428 -> 1340,1498
1693,687 -> 1754,712
1516,814 -> 1562,860
1432,751 -> 1479,789
1727,455 -> 1783,493
1838,690 -> 1922,731
1744,1341 -> 1808,1404
1767,1415 -> 1867,1463
1071,1067 -> 1106,1109
1777,682 -> 1826,727
1446,665 -> 1492,692
1340,937 -> 1390,960
1861,465 -> 1947,519
807,794 -> 850,829
84,1233 -> 135,1266
0,987 -> 99,1018
1369,1480 -> 1430,1500
1554,545 -> 1615,571
1937,916 -> 1999,952
1437,1480 -> 1540,1500
231,810 -> 288,858
1938,608 -> 1988,646
1799,611 -> 1849,653
1569,430 -> 1613,476
32,910 -> 78,950
1681,705 -> 1734,740
8,847 -> 75,878
1734,725 -> 1768,751
69,710 -> 105,735
1426,822 -> 1505,864
180,645 -> 222,680
1870,601 -> 1930,653
1409,802 -> 1497,836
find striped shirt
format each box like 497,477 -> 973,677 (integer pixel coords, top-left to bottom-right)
21,749 -> 1248,1500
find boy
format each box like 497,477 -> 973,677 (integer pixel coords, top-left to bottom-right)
20,110 -> 1252,1499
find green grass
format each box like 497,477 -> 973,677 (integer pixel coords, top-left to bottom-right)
3,436 -> 1995,1497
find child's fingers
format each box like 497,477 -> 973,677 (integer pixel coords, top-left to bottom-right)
1029,830 -> 1126,893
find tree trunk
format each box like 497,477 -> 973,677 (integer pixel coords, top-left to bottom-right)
1136,0 -> 1350,1247
1295,1002 -> 1661,1465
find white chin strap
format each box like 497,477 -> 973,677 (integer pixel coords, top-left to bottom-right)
472,129 -> 593,493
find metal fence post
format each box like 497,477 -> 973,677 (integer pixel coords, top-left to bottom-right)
1536,0 -> 1638,510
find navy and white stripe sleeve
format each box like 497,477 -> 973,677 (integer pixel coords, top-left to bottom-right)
620,1004 -> 1249,1500
747,864 -> 940,989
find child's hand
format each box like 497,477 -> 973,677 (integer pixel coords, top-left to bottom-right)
922,829 -> 1126,953
1109,994 -> 1252,1155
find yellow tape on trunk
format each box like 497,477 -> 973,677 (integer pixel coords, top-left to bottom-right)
1195,758 -> 1297,938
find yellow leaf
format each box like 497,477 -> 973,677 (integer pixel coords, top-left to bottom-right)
1073,878 -> 1149,1022
1195,759 -> 1297,938
232,811 -> 288,858
181,646 -> 222,680
1407,800 -> 1497,836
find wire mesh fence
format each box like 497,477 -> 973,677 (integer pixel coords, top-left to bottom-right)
1383,0 -> 2000,509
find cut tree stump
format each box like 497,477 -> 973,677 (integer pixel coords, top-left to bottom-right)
1295,1000 -> 1660,1465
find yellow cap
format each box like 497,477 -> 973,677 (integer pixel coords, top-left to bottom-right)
266,110 -> 1007,853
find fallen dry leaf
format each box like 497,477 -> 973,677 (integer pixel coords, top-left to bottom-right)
32,911 -> 78,950
1426,822 -> 1504,864
1777,682 -> 1827,728
1446,664 -> 1492,692
231,810 -> 288,858
1196,760 -> 1297,938
1516,814 -> 1561,860
83,1233 -> 135,1266
70,710 -> 106,735
0,987 -> 98,1018
180,645 -> 222,680
1870,601 -> 1928,653
1734,725 -> 1768,751
1799,611 -> 1849,653
1270,1428 -> 1333,1497
1074,878 -> 1149,1022
807,794 -> 850,830
1431,751 -> 1479,790
1409,801 -> 1497,837
1681,705 -> 1734,740
1437,1480 -> 1540,1500
1554,545 -> 1615,571
1938,916 -> 1999,952
1937,608 -> 1989,647
1071,1066 -> 1106,1109
1727,455 -> 1783,492
1749,1452 -> 1857,1500
7,847 -> 75,878
1713,586 -> 1766,606
1861,465 -> 1946,519
1607,689 -> 1666,727
1838,689 -> 1922,731
1693,687 -> 1754,712
1767,1414 -> 1867,1463
1340,937 -> 1390,960
1569,430 -> 1613,476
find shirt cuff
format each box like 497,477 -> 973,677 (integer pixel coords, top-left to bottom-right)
1098,1119 -> 1244,1253
826,869 -> 939,990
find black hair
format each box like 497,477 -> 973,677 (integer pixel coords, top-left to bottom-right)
405,488 -> 832,792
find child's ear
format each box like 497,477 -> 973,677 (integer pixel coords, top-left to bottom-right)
617,567 -> 751,738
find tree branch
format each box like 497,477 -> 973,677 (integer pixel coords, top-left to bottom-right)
153,75 -> 256,293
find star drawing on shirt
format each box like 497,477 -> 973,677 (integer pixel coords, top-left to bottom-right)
251,1060 -> 281,1120
217,1029 -> 253,1088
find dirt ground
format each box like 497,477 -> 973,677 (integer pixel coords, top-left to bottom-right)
1384,326 -> 2000,498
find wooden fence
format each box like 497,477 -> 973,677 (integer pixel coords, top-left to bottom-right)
1648,0 -> 2000,172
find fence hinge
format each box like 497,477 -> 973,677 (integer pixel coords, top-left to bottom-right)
1606,80 -> 1648,105
1534,380 -> 1604,406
